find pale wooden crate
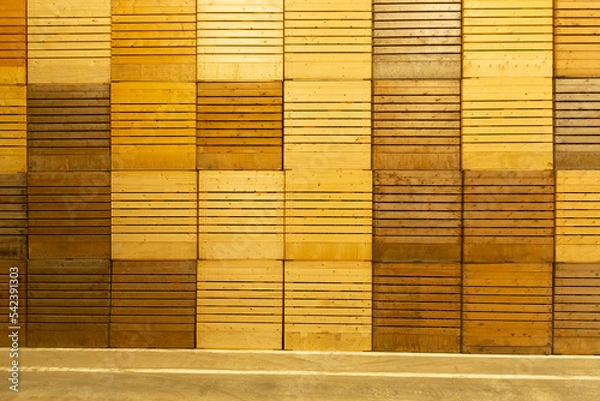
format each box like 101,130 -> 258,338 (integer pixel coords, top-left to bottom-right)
285,0 -> 371,79
112,0 -> 196,82
197,81 -> 283,170
111,171 -> 197,260
197,0 -> 283,81
462,77 -> 553,170
373,80 -> 460,170
284,260 -> 371,351
284,81 -> 371,170
462,263 -> 553,354
0,84 -> 26,173
463,0 -> 553,78
197,260 -> 282,349
111,82 -> 196,170
285,170 -> 372,261
556,171 -> 600,263
199,171 -> 284,260
27,0 -> 110,84
554,263 -> 600,355
373,0 -> 461,79
555,1 -> 600,77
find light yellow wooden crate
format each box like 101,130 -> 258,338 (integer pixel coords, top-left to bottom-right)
285,260 -> 372,351
556,171 -> 600,263
285,170 -> 372,261
111,82 -> 196,169
111,171 -> 198,260
197,260 -> 283,349
198,171 -> 284,259
0,85 -> 26,173
197,0 -> 283,81
27,0 -> 110,84
284,81 -> 371,170
462,77 -> 553,170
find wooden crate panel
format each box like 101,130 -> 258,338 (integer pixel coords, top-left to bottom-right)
556,1 -> 600,77
463,263 -> 553,354
0,0 -> 26,78
374,79 -> 460,170
27,84 -> 110,172
284,81 -> 371,169
112,171 -> 198,260
463,0 -> 553,78
197,82 -> 283,169
111,260 -> 196,348
285,170 -> 372,261
199,171 -> 284,259
463,171 -> 554,263
27,259 -> 110,347
0,259 -> 26,347
198,0 -> 282,80
0,174 -> 26,259
112,0 -> 196,82
284,0 -> 371,79
554,263 -> 600,354
373,0 -> 461,79
462,77 -> 553,170
555,79 -> 600,169
28,172 -> 111,259
111,82 -> 196,170
0,84 -> 26,173
373,263 -> 461,352
284,260 -> 371,351
28,0 -> 111,84
374,171 -> 462,263
197,260 -> 283,349
556,171 -> 600,263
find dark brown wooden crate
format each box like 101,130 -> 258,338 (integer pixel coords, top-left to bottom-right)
0,173 -> 26,259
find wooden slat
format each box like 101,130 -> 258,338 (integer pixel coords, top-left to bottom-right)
197,81 -> 282,169
285,260 -> 371,351
0,259 -> 26,347
0,84 -> 26,173
0,173 -> 26,259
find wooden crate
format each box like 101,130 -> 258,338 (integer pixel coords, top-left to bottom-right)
0,84 -> 26,173
284,260 -> 371,351
373,263 -> 461,352
463,263 -> 553,354
27,0 -> 111,84
0,0 -> 26,84
27,84 -> 110,172
112,0 -> 196,82
110,260 -> 196,348
555,79 -> 600,169
111,82 -> 196,170
463,0 -> 553,78
197,260 -> 282,349
0,174 -> 26,259
199,171 -> 284,259
373,171 -> 462,263
284,81 -> 371,169
556,171 -> 600,263
28,172 -> 111,259
556,1 -> 600,77
463,171 -> 554,263
198,0 -> 282,81
27,259 -> 110,347
373,80 -> 460,170
373,0 -> 461,79
462,77 -> 553,170
197,82 -> 283,170
284,0 -> 371,79
554,263 -> 600,355
285,170 -> 372,261
111,171 -> 197,260
0,259 -> 26,347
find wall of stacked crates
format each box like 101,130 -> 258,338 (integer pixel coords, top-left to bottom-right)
1,0 -> 599,354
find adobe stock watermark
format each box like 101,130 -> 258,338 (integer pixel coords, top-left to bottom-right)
8,265 -> 20,392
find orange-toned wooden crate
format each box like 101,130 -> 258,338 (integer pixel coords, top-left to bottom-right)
0,84 -> 26,173
0,0 -> 26,84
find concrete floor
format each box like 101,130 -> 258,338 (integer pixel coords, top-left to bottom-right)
1,348 -> 599,400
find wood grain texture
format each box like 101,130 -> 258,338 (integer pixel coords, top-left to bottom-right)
0,174 -> 26,259
0,84 -> 27,173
